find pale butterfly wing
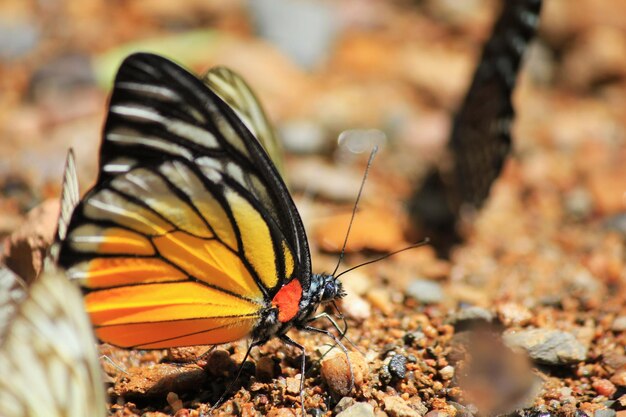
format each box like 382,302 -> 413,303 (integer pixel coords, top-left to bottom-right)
47,149 -> 80,267
0,268 -> 26,345
0,267 -> 106,417
203,67 -> 286,177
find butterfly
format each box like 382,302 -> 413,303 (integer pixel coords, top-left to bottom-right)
57,52 -> 349,409
0,153 -> 107,417
409,0 -> 543,254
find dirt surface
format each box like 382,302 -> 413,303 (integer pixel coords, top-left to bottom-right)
2,1 -> 626,416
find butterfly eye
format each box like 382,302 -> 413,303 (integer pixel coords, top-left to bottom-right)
322,279 -> 342,302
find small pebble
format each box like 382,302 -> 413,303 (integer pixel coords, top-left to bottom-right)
266,408 -> 296,417
403,331 -> 426,347
594,410 -> 616,417
166,346 -> 211,363
321,351 -> 368,397
592,379 -> 617,398
114,364 -> 207,397
446,306 -> 495,326
285,376 -> 301,395
166,392 -> 183,412
424,412 -> 449,417
308,409 -> 325,417
496,302 -> 533,327
406,279 -> 444,304
611,316 -> 626,332
383,396 -> 427,417
564,187 -> 593,219
610,366 -> 626,386
204,349 -> 236,377
388,354 -> 407,380
379,364 -> 392,386
335,397 -> 356,414
439,365 -> 454,381
503,329 -> 588,365
336,403 -> 375,417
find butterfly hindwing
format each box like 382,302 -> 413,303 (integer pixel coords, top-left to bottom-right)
0,267 -> 106,417
58,53 -> 309,349
202,66 -> 286,177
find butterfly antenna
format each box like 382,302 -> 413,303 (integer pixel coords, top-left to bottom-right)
335,238 -> 430,280
331,146 -> 379,277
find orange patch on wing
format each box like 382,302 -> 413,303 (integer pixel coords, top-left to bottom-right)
85,282 -> 261,326
76,257 -> 186,288
272,279 -> 302,323
95,316 -> 258,348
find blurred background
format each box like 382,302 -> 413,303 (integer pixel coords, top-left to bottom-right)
2,0 -> 626,296
2,0 -> 625,214
3,1 -> 626,414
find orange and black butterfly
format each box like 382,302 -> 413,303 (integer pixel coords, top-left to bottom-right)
57,52 -> 348,405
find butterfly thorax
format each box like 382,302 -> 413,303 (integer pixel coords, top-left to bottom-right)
252,274 -> 345,343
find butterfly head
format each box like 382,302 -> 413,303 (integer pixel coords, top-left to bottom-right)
315,273 -> 346,303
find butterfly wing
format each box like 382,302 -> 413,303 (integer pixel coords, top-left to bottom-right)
58,53 -> 310,349
0,268 -> 26,345
0,267 -> 107,417
46,149 -> 81,268
202,66 -> 286,177
450,0 -> 543,208
409,0 -> 543,255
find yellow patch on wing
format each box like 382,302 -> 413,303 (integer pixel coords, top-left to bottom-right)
159,161 -> 238,249
153,231 -> 262,299
70,257 -> 187,288
282,240 -> 294,278
226,189 -> 278,288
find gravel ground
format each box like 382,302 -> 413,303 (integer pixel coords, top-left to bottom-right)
2,1 -> 626,416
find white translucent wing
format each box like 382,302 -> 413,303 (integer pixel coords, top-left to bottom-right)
0,268 -> 26,345
203,66 -> 286,177
47,149 -> 80,267
0,267 -> 106,417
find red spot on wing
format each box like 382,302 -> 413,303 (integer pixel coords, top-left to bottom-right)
272,279 -> 302,323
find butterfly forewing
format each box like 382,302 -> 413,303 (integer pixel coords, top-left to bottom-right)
58,53 -> 308,349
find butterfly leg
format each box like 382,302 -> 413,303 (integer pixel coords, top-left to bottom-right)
210,341 -> 260,412
280,334 -> 307,417
306,312 -> 362,355
302,325 -> 355,393
306,312 -> 347,338
196,345 -> 218,362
